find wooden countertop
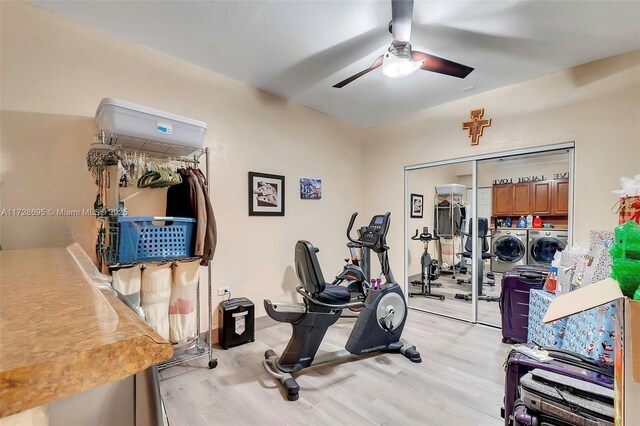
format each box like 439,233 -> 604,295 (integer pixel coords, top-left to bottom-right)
0,247 -> 173,418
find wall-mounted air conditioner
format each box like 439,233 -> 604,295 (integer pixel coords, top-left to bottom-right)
95,98 -> 207,157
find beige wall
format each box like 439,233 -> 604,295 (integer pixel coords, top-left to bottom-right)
362,50 -> 640,288
0,2 -> 365,320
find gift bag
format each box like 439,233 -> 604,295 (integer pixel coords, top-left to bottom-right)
556,245 -> 589,294
582,231 -> 615,286
616,195 -> 640,225
169,261 -> 199,342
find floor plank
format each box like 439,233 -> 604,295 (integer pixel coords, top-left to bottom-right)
160,310 -> 511,425
407,271 -> 503,326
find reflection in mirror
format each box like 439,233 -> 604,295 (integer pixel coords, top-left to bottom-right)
405,148 -> 573,329
477,149 -> 571,327
406,162 -> 474,322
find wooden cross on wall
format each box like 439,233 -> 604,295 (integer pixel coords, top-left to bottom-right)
462,108 -> 492,146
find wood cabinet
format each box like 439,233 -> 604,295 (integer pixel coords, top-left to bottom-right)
512,183 -> 531,215
492,179 -> 569,217
492,184 -> 512,216
552,179 -> 570,215
531,181 -> 553,215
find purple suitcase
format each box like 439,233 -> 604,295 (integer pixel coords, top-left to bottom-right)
502,347 -> 613,426
500,267 -> 547,343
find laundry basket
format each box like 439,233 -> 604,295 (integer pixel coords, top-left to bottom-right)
107,216 -> 196,264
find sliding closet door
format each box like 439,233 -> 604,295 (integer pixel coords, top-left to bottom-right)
406,161 -> 474,322
476,150 -> 573,327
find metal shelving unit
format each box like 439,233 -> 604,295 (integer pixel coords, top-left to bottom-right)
434,191 -> 465,278
88,133 -> 217,370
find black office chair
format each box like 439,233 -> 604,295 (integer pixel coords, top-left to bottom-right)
454,218 -> 499,302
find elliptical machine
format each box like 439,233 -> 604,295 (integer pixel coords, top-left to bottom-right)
263,212 -> 421,401
409,227 -> 445,301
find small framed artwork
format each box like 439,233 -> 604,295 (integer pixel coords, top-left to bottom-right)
410,193 -> 424,218
248,172 -> 285,216
300,178 -> 322,199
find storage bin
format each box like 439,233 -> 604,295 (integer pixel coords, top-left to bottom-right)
107,216 -> 196,264
436,183 -> 466,195
95,98 -> 207,156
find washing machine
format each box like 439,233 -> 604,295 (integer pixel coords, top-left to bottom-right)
528,229 -> 568,266
491,229 -> 529,273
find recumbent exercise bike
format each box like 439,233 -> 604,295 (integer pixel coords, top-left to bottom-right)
262,212 -> 421,401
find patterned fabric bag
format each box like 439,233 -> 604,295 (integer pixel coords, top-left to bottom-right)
614,195 -> 640,225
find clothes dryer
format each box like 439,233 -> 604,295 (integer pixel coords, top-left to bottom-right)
491,229 -> 528,273
528,229 -> 568,266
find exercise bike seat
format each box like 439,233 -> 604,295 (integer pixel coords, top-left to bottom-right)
295,240 -> 351,305
317,284 -> 351,304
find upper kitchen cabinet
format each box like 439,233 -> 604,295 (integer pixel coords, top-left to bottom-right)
531,181 -> 553,215
512,183 -> 531,215
552,179 -> 570,215
492,179 -> 569,217
492,184 -> 512,216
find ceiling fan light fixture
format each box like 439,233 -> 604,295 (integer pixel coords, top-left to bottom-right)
382,52 -> 424,79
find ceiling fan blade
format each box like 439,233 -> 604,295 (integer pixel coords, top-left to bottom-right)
391,0 -> 414,42
332,55 -> 384,88
411,51 -> 474,79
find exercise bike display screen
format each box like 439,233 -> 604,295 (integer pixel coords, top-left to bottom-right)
373,216 -> 384,225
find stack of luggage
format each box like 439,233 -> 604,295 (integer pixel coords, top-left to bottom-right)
503,346 -> 614,426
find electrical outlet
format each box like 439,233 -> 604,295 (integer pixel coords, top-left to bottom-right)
218,287 -> 230,296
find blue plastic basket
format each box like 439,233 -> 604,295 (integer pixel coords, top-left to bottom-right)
107,216 -> 196,264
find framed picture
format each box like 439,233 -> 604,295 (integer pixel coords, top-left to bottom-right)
300,178 -> 322,199
410,193 -> 424,218
248,172 -> 285,216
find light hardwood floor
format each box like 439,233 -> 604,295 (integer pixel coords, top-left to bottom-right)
160,310 -> 511,426
407,272 -> 504,326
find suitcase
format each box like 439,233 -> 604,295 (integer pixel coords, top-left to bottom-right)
502,346 -> 613,426
500,267 -> 548,343
517,368 -> 614,426
218,297 -> 255,349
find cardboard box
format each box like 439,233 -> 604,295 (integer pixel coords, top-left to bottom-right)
543,278 -> 640,426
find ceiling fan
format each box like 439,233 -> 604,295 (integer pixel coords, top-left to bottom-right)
333,0 -> 474,88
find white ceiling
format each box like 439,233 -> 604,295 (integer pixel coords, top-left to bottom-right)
29,0 -> 640,127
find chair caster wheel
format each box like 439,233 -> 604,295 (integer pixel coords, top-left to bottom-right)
439,296 -> 445,301
287,392 -> 299,401
208,359 -> 218,369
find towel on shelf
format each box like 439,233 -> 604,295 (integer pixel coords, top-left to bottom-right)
140,263 -> 172,340
169,260 -> 199,342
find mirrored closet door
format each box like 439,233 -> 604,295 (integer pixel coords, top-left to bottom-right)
406,161 -> 475,322
405,144 -> 574,327
476,150 -> 572,327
